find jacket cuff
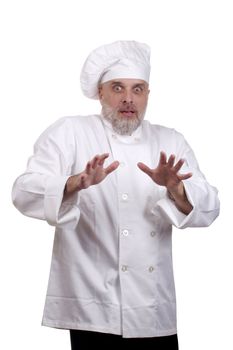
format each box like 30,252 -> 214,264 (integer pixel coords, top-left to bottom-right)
151,182 -> 196,229
44,176 -> 80,227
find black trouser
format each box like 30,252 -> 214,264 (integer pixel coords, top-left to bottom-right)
70,329 -> 179,349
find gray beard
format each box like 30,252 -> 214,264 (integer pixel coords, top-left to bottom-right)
101,103 -> 146,136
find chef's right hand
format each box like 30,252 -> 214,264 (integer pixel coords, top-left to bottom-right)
64,153 -> 119,195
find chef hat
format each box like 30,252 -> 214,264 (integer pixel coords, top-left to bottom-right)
80,40 -> 151,99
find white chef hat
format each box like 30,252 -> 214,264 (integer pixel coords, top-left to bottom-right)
80,40 -> 151,99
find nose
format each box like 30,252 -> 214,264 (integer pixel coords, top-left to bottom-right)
122,90 -> 133,104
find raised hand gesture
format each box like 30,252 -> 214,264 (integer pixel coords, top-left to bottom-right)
137,152 -> 192,191
65,153 -> 119,195
137,152 -> 193,214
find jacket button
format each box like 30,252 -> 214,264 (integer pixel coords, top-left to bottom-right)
150,231 -> 156,237
122,229 -> 129,236
122,193 -> 128,201
121,265 -> 128,272
149,266 -> 154,272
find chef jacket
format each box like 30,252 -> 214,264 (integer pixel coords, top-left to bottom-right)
12,115 -> 220,338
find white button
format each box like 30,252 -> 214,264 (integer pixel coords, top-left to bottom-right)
121,265 -> 128,272
150,231 -> 156,237
122,193 -> 128,201
149,266 -> 154,272
120,162 -> 125,167
122,229 -> 129,236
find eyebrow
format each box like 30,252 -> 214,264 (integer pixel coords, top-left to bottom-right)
110,81 -> 147,88
133,83 -> 146,89
111,81 -> 124,86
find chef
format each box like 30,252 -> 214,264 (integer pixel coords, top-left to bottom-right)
12,40 -> 220,350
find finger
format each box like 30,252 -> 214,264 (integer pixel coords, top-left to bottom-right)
168,154 -> 176,168
173,158 -> 185,173
100,153 -> 109,158
85,161 -> 92,175
178,172 -> 193,181
159,151 -> 167,166
91,155 -> 101,169
105,161 -> 120,175
137,162 -> 153,176
98,153 -> 110,166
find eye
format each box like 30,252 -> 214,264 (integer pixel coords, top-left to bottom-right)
113,85 -> 123,92
134,86 -> 143,93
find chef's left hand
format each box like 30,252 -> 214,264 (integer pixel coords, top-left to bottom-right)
137,151 -> 192,191
137,151 -> 193,214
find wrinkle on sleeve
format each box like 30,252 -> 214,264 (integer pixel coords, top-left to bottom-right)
12,117 -> 81,229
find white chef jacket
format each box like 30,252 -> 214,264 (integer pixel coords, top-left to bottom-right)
12,114 -> 220,338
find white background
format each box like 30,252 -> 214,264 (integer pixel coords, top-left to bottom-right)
0,0 -> 232,349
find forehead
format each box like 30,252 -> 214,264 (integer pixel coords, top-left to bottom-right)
101,78 -> 148,88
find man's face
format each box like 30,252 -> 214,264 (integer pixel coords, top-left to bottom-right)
99,79 -> 150,135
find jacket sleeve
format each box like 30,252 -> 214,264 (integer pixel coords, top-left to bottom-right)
12,118 -> 80,228
151,132 -> 220,229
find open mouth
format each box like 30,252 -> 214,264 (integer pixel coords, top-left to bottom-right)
119,108 -> 137,118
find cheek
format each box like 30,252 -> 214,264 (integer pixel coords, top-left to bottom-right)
103,94 -> 121,109
137,97 -> 148,111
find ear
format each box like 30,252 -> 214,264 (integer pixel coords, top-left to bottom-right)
98,84 -> 103,100
147,85 -> 150,95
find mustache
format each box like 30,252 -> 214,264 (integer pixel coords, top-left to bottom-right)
118,103 -> 137,113
101,102 -> 138,116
